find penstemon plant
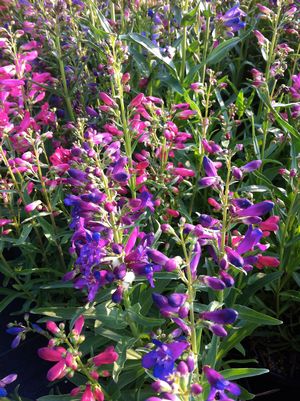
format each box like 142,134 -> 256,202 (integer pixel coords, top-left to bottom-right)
0,1 -> 299,401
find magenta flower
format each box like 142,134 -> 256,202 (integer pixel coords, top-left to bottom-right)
92,346 -> 118,366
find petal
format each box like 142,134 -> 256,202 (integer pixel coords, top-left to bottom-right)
142,351 -> 157,369
47,360 -> 66,381
153,360 -> 174,380
167,341 -> 189,360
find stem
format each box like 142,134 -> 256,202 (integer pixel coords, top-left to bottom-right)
112,42 -> 136,198
54,28 -> 75,122
123,290 -> 140,339
180,0 -> 189,81
33,146 -> 66,270
110,1 -> 115,22
220,157 -> 231,256
201,16 -> 211,83
0,253 -> 35,302
180,231 -> 199,378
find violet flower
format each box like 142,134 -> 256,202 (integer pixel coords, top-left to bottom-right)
203,366 -> 241,401
0,374 -> 17,397
142,340 -> 188,380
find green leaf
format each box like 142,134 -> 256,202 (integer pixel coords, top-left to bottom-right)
217,323 -> 258,360
205,37 -> 240,65
235,305 -> 282,326
220,368 -> 269,380
256,89 -> 300,140
237,272 -> 282,304
121,33 -> 178,76
181,1 -> 200,25
236,90 -> 246,118
31,306 -> 91,320
16,225 -> 32,245
0,293 -> 20,313
280,290 -> 300,302
38,396 -> 80,401
157,72 -> 183,94
95,303 -> 128,329
127,304 -> 165,328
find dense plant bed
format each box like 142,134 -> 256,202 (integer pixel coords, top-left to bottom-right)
0,1 -> 299,401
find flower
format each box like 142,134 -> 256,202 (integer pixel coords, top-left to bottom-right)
290,73 -> 300,100
92,346 -> 118,366
220,4 -> 246,35
203,366 -> 241,401
142,340 -> 189,380
200,308 -> 238,325
0,374 -> 17,397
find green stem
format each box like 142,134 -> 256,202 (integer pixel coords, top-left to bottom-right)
221,158 -> 231,256
123,290 -> 140,339
54,29 -> 75,122
201,16 -> 211,83
180,0 -> 189,81
180,231 -> 199,378
33,146 -> 66,270
0,253 -> 35,302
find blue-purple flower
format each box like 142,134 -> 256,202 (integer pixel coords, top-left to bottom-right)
220,4 -> 246,35
0,374 -> 17,397
203,366 -> 241,401
142,340 -> 189,380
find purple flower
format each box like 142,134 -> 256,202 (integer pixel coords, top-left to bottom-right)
220,4 -> 246,33
198,177 -> 219,188
290,73 -> 300,100
203,156 -> 218,177
241,160 -> 262,173
236,201 -> 274,217
0,374 -> 17,397
203,366 -> 241,401
236,226 -> 263,254
225,247 -> 244,267
202,276 -> 226,291
190,242 -> 201,279
200,308 -> 238,324
142,340 -> 188,380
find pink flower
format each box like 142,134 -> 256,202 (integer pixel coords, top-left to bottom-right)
256,255 -> 280,269
24,200 -> 42,213
46,321 -> 60,334
99,92 -> 117,108
0,219 -> 13,227
92,346 -> 118,366
173,167 -> 195,177
73,315 -> 84,335
259,216 -> 279,232
82,385 -> 95,401
253,30 -> 268,46
38,347 -> 66,361
47,359 -> 67,381
177,110 -> 197,120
